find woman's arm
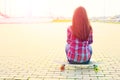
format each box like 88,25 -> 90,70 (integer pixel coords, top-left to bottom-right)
88,31 -> 93,44
67,27 -> 71,44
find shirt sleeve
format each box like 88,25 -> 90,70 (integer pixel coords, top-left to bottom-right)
67,27 -> 71,44
88,31 -> 93,44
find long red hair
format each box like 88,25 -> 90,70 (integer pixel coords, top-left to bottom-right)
71,6 -> 92,41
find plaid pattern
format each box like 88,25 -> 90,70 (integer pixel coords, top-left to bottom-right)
66,27 -> 93,63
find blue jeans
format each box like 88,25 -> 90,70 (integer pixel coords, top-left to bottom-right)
65,44 -> 92,64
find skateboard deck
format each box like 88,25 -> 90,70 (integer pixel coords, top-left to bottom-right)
54,60 -> 99,72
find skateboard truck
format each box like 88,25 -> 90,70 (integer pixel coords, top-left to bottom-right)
93,64 -> 99,72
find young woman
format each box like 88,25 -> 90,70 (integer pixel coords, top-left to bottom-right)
66,6 -> 93,64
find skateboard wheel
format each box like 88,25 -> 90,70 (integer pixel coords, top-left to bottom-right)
94,67 -> 99,72
60,64 -> 65,71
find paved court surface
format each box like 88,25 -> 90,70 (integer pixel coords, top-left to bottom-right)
0,22 -> 120,80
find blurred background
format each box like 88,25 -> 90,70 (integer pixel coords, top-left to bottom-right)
0,0 -> 120,23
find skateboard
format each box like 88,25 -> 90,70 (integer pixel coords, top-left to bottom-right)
56,61 -> 100,72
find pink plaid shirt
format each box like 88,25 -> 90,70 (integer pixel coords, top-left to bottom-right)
66,27 -> 93,63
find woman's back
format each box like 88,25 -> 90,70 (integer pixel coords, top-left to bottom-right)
65,6 -> 93,64
66,27 -> 93,63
